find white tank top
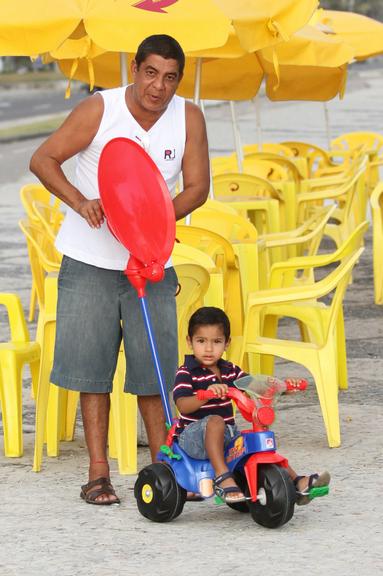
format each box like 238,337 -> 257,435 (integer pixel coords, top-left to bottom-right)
56,87 -> 186,270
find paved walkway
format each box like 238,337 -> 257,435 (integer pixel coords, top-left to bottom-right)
0,62 -> 383,576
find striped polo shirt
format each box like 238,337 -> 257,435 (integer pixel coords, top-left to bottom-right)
173,354 -> 246,433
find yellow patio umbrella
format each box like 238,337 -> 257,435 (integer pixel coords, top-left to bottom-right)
258,25 -> 354,101
0,0 -> 318,57
311,9 -> 383,60
51,33 -> 264,102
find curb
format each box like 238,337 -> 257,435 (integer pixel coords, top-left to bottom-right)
0,130 -> 55,144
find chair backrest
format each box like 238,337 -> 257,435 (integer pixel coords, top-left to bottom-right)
281,141 -> 334,177
241,156 -> 289,183
249,152 -> 305,186
243,142 -> 295,158
269,220 -> 369,289
189,203 -> 258,242
172,262 -> 210,362
20,184 -> 61,223
18,220 -> 61,310
331,132 -> 383,155
210,155 -> 239,176
32,201 -> 64,241
213,172 -> 282,201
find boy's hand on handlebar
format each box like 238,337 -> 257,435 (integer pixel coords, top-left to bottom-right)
207,383 -> 229,398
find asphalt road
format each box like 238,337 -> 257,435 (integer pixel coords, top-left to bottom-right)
0,87 -> 85,123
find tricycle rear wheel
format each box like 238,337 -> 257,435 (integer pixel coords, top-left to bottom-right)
134,463 -> 186,522
249,464 -> 295,528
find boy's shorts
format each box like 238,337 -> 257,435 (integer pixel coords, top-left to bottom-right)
178,416 -> 240,460
50,256 -> 179,395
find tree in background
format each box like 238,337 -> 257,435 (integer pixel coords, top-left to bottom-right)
320,0 -> 383,21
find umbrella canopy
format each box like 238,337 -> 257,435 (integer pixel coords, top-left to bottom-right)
311,9 -> 383,60
0,0 -> 318,56
258,25 -> 354,101
52,33 -> 264,101
52,24 -> 353,103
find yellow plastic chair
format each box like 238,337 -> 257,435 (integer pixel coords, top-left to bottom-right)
33,275 -> 138,474
0,293 -> 40,457
173,262 -> 210,364
371,183 -> 383,305
172,242 -> 225,311
297,158 -> 368,248
212,172 -> 283,236
244,153 -> 308,233
18,221 -> 75,455
331,132 -> 383,191
175,226 -> 242,336
20,184 -> 61,321
32,201 -> 64,242
239,246 -> 364,448
259,221 -> 369,384
281,141 -> 343,178
258,205 -> 337,287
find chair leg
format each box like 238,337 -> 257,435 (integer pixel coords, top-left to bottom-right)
28,284 -> 37,323
0,354 -> 23,457
336,309 -> 348,390
311,343 -> 341,448
33,320 -> 55,471
260,315 -> 279,374
109,353 -> 137,475
64,390 -> 80,441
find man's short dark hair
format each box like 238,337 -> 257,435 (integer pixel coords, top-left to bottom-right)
135,34 -> 185,75
188,307 -> 231,342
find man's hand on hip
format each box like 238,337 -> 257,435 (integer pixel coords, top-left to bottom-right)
76,198 -> 105,229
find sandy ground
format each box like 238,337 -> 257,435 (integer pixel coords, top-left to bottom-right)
1,61 -> 383,576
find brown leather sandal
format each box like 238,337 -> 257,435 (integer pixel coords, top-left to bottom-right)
80,477 -> 120,505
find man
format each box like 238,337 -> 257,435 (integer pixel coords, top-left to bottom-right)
30,35 -> 210,505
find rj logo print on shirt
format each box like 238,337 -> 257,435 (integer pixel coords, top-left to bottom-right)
164,149 -> 176,160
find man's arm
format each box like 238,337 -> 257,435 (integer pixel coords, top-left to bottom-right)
172,101 -> 210,220
29,94 -> 104,229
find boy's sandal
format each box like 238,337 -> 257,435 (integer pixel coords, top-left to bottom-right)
213,471 -> 248,504
80,476 -> 121,505
294,471 -> 331,506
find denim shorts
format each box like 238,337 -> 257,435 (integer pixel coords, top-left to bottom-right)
178,416 -> 240,460
50,256 -> 179,395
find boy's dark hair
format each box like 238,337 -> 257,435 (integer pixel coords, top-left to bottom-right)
135,34 -> 185,75
188,307 -> 231,342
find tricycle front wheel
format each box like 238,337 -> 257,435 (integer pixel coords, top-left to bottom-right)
249,464 -> 295,528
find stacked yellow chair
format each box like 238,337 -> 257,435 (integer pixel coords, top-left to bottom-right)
238,245 -> 364,448
20,184 -> 61,321
0,293 -> 40,456
297,157 -> 368,249
331,131 -> 383,191
173,262 -> 210,362
175,225 -> 242,337
257,221 -> 368,385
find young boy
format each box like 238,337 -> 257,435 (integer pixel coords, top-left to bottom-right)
173,306 -> 330,504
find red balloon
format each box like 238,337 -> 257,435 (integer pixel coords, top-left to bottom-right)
98,137 -> 176,269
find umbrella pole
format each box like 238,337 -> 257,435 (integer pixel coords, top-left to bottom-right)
323,102 -> 332,149
255,94 -> 263,151
229,101 -> 243,173
138,295 -> 173,427
120,52 -> 128,86
193,57 -> 202,106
